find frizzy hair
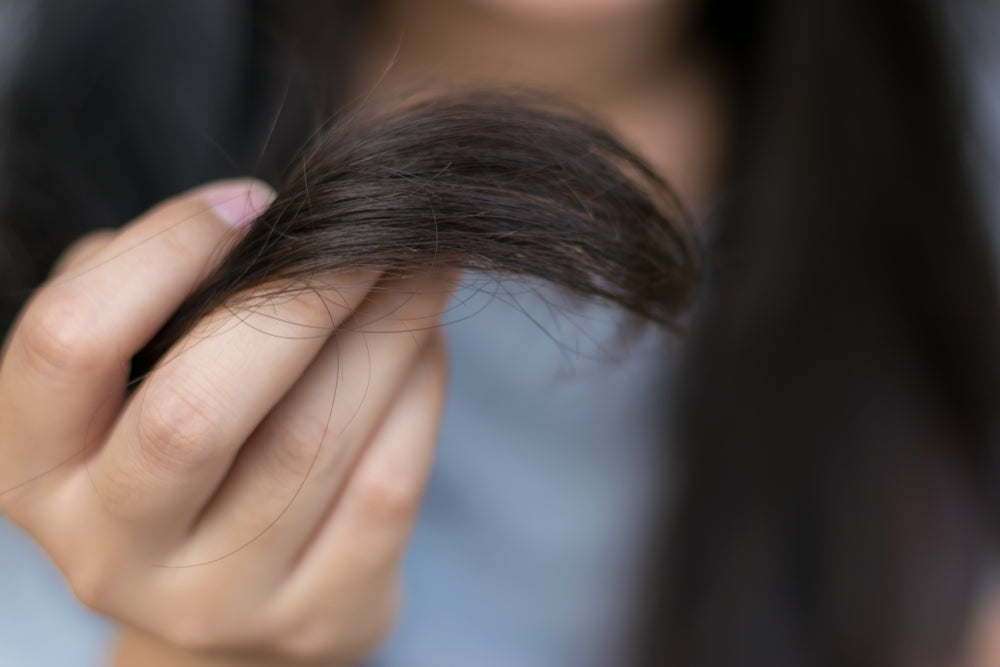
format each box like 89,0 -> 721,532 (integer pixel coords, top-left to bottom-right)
2,0 -> 1000,666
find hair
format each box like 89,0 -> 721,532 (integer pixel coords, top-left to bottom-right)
2,1 -> 998,666
131,89 -> 699,377
653,3 -> 1000,666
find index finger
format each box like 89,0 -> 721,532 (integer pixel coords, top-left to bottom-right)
0,180 -> 274,485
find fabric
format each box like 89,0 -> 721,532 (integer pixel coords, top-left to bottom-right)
0,282 -> 673,667
372,283 -> 674,667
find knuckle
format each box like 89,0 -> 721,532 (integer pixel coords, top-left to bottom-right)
137,380 -> 229,470
148,209 -> 210,265
66,558 -> 115,614
284,287 -> 337,325
268,413 -> 341,481
16,288 -> 108,378
258,286 -> 346,335
352,463 -> 422,524
155,229 -> 203,269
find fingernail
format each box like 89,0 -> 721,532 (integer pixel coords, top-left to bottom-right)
204,180 -> 276,230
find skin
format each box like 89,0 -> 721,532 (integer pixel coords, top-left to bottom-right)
368,0 -> 724,213
466,0 -> 673,24
0,1 -> 721,665
1,181 -> 452,666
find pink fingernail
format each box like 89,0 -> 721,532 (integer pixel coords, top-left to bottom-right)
205,181 -> 276,230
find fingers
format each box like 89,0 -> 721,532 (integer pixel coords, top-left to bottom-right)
170,274 -> 455,565
316,330 -> 447,564
0,175 -> 454,666
62,285 -> 449,661
79,270 -> 381,531
0,179 -> 274,490
266,332 -> 448,660
48,229 -> 116,278
31,325 -> 448,667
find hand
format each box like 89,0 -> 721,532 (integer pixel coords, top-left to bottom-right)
0,180 -> 451,665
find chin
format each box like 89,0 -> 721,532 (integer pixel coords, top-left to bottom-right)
469,0 -> 672,25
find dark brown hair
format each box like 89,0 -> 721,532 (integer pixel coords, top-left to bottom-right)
132,89 -> 699,376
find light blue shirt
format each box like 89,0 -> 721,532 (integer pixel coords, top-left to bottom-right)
373,282 -> 674,667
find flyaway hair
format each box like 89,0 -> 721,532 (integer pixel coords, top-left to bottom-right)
133,90 -> 700,377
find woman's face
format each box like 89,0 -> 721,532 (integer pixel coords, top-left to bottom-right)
465,0 -> 675,25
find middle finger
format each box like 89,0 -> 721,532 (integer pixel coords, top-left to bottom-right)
174,274 -> 455,567
72,271 -> 380,536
